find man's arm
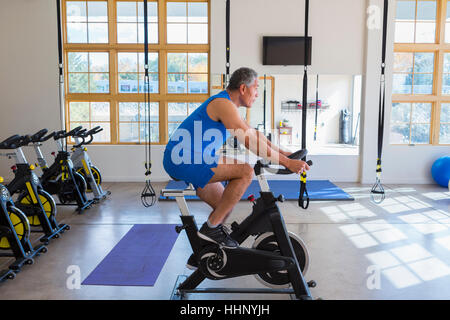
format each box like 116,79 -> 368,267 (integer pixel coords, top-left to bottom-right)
255,130 -> 292,157
211,99 -> 290,166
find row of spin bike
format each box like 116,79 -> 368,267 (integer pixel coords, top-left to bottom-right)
0,126 -> 110,282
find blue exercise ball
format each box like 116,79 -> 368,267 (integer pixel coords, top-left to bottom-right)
431,156 -> 450,188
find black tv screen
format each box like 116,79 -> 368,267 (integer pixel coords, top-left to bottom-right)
263,36 -> 312,66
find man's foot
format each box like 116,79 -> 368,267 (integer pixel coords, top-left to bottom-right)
186,254 -> 198,270
198,223 -> 239,248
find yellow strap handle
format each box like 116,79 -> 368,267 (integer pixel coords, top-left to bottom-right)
300,171 -> 307,183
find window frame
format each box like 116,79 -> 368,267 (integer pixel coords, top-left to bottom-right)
393,0 -> 450,146
62,0 -> 211,145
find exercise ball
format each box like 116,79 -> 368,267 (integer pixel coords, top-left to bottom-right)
431,156 -> 450,188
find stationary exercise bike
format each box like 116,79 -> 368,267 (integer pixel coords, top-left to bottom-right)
0,134 -> 69,245
0,175 -> 47,280
161,149 -> 316,300
70,126 -> 110,202
31,127 -> 94,213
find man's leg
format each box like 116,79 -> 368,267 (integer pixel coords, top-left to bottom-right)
195,182 -> 224,211
195,157 -> 253,248
197,156 -> 253,225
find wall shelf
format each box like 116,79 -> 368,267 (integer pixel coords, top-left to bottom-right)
281,100 -> 329,112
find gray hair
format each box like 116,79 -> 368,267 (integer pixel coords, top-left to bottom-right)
226,67 -> 258,90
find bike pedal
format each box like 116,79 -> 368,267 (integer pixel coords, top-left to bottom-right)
175,225 -> 186,233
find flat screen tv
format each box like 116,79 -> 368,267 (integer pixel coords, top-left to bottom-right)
263,36 -> 312,66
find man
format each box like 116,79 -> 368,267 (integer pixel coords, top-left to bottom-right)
163,67 -> 310,254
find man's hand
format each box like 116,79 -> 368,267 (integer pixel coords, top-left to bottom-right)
280,149 -> 293,157
285,159 -> 310,175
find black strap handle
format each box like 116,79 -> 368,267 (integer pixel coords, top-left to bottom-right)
299,172 -> 310,209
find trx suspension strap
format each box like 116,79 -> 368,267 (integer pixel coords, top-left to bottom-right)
224,0 -> 231,88
141,0 -> 156,207
263,74 -> 272,141
371,0 -> 388,204
263,74 -> 267,132
314,75 -> 319,141
299,0 -> 310,209
56,0 -> 67,150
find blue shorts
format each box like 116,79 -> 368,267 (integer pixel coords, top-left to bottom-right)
163,148 -> 219,189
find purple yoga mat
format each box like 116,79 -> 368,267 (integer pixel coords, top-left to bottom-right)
82,224 -> 179,286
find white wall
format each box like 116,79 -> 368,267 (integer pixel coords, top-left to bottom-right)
273,74 -> 354,145
0,0 -> 62,181
211,0 -> 366,75
0,0 -> 447,184
360,0 -> 447,184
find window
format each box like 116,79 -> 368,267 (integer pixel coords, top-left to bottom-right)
395,0 -> 436,43
69,101 -> 111,142
68,52 -> 109,93
63,0 -> 210,144
168,102 -> 200,137
118,102 -> 159,142
392,0 -> 449,145
167,52 -> 208,94
117,52 -> 159,93
445,1 -> 450,42
166,2 -> 208,44
116,1 -> 158,43
66,1 -> 108,43
440,103 -> 450,143
393,52 -> 434,94
390,103 -> 431,144
442,53 -> 450,94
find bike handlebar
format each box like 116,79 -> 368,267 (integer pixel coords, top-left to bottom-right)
257,149 -> 313,175
65,126 -> 83,138
41,132 -> 56,142
72,126 -> 103,147
0,134 -> 31,149
29,129 -> 56,143
30,129 -> 48,143
0,135 -> 22,149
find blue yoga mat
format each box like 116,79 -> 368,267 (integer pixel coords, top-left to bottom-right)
160,180 -> 354,201
82,224 -> 179,286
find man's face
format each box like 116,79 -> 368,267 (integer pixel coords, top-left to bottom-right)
240,79 -> 259,108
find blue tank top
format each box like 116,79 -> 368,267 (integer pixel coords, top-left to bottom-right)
164,90 -> 231,166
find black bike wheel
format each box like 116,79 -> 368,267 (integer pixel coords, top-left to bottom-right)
252,232 -> 309,288
59,171 -> 87,203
